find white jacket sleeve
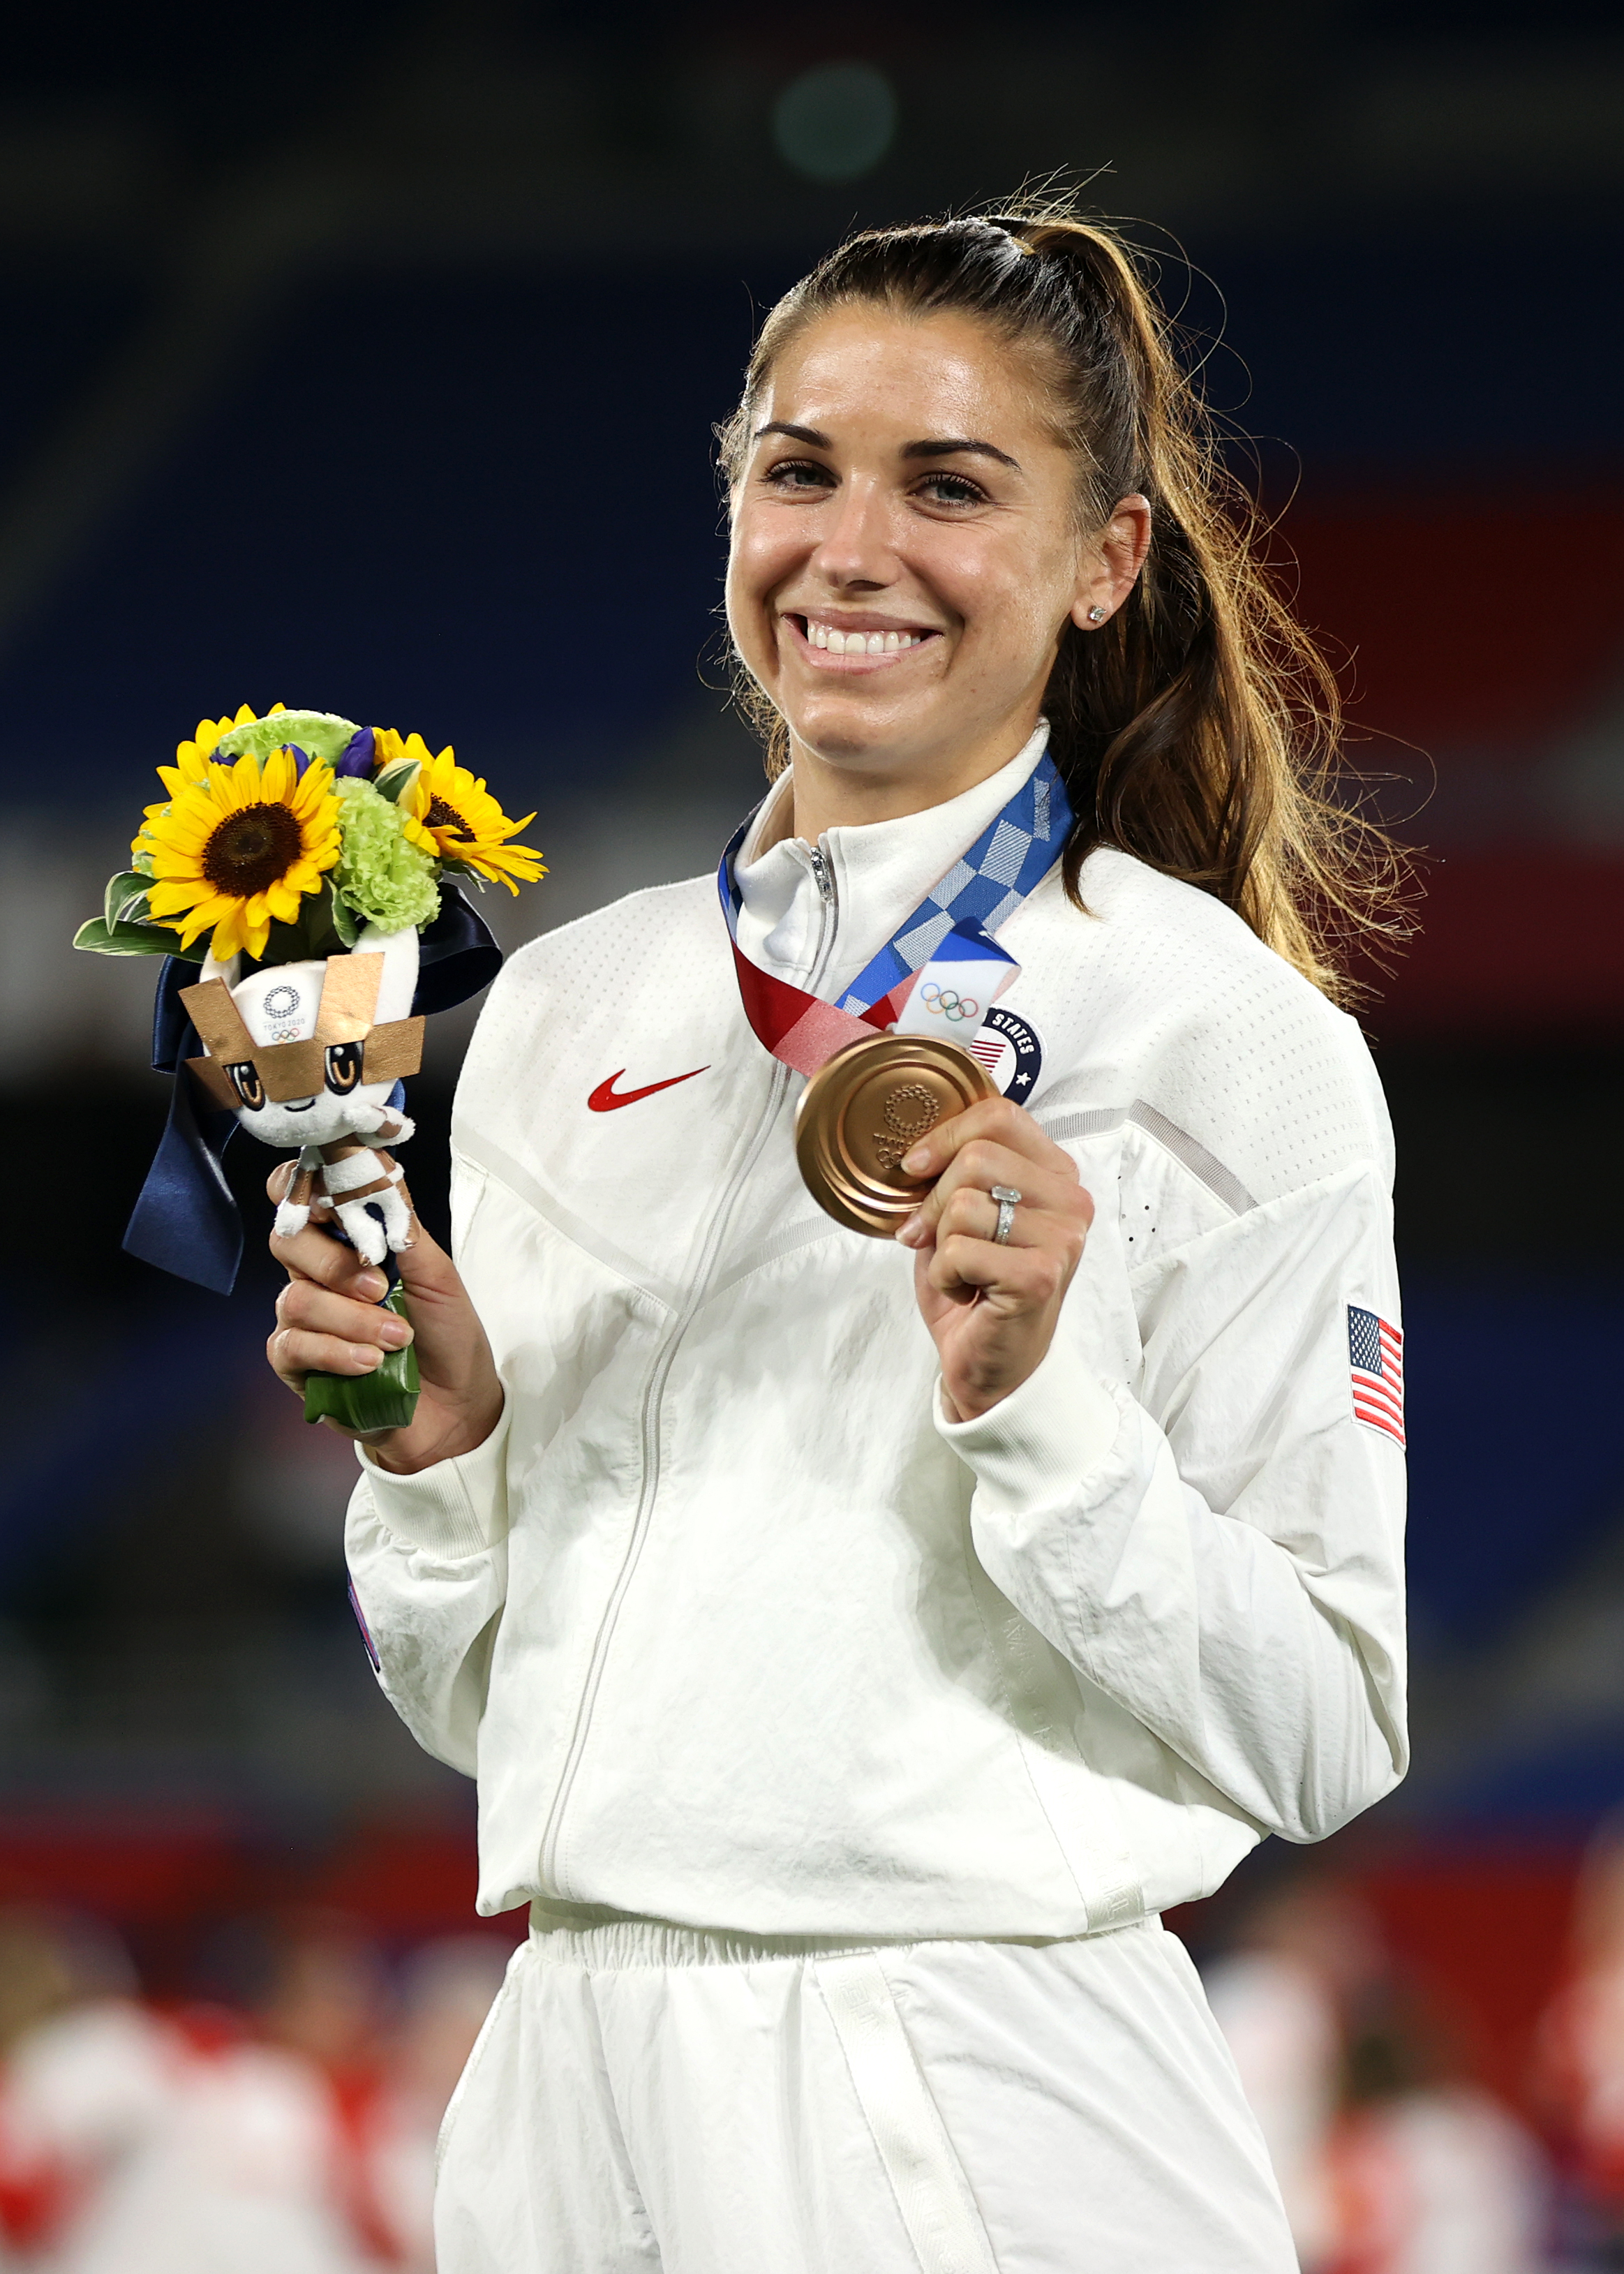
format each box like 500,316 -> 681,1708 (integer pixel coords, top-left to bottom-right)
343,1399 -> 512,1777
937,1161 -> 1407,1843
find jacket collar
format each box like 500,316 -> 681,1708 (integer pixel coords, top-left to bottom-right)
733,723 -> 1051,993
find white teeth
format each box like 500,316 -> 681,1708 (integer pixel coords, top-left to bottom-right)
804,620 -> 925,654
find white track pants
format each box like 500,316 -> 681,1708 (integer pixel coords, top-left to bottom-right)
435,1913 -> 1297,2274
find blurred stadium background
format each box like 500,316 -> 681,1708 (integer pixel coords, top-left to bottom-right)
1,1 -> 1622,2265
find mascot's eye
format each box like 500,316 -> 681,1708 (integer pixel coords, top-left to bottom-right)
228,1062 -> 265,1110
325,1041 -> 364,1094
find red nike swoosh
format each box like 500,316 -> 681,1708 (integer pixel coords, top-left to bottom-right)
588,1066 -> 710,1112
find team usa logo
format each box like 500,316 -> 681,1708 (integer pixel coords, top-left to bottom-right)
967,1007 -> 1043,1102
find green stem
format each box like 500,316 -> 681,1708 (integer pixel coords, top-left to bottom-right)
303,1283 -> 419,1432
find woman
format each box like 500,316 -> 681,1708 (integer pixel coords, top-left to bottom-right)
268,207 -> 1407,2271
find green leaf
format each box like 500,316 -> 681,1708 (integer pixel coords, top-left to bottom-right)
329,890 -> 360,948
74,915 -> 186,957
104,870 -> 151,928
372,759 -> 417,805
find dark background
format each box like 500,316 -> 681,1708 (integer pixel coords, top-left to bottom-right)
1,0 -> 1622,2171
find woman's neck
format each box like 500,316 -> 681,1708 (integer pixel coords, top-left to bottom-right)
786,713 -> 1044,846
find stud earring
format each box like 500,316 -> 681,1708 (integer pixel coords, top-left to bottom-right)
1086,605 -> 1107,623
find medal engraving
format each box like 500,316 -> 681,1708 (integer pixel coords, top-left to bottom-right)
872,1083 -> 940,1169
795,1034 -> 997,1236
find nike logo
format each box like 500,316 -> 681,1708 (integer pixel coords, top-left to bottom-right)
588,1066 -> 709,1112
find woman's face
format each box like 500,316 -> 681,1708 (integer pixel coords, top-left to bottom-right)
727,304 -> 1142,814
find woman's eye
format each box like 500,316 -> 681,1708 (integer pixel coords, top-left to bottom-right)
763,458 -> 835,493
916,473 -> 987,507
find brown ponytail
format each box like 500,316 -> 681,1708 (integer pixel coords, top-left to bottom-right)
718,198 -> 1405,1004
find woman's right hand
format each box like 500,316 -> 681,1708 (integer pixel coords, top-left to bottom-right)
265,1165 -> 504,1475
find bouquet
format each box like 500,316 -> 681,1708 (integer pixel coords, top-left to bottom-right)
77,704 -> 545,1432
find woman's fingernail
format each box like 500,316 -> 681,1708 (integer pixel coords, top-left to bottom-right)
357,1271 -> 387,1300
896,1212 -> 924,1245
353,1346 -> 382,1370
378,1318 -> 412,1348
902,1147 -> 930,1174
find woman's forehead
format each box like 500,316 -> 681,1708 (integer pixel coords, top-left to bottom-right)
757,306 -> 1059,452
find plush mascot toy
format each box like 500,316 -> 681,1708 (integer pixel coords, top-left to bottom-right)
76,704 -> 545,1431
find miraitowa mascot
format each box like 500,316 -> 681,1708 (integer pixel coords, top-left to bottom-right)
76,702 -> 544,1431
181,925 -> 424,1266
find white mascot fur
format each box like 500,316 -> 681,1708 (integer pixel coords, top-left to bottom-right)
179,923 -> 424,1266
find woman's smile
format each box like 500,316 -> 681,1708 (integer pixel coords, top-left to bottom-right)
782,612 -> 939,671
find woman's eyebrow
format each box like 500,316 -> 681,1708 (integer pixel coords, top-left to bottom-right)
902,437 -> 1021,470
754,421 -> 829,446
752,422 -> 1020,473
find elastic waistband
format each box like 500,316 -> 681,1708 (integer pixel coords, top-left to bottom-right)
526,1900 -> 1156,1971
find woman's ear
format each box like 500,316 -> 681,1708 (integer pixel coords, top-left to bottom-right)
1071,494 -> 1153,631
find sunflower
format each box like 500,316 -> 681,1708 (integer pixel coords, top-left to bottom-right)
142,701 -> 287,809
136,702 -> 290,861
386,734 -> 545,893
139,745 -> 341,962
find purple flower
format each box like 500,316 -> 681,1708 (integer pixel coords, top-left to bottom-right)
335,727 -> 376,778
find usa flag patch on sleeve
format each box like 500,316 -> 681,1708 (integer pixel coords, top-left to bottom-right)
1348,1304 -> 1405,1447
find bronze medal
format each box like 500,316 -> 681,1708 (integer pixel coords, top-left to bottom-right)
794,1032 -> 997,1237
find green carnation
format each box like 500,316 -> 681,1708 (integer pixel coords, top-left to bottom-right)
331,777 -> 440,934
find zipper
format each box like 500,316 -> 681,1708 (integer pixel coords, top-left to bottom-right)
537,842 -> 841,1898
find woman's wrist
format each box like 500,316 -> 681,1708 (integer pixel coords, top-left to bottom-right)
362,1384 -> 505,1476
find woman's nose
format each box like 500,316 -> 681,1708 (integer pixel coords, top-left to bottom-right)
809,479 -> 895,591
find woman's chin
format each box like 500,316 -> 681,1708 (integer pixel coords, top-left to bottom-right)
783,690 -> 943,770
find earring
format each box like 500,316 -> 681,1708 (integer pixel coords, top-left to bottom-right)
1086,605 -> 1107,623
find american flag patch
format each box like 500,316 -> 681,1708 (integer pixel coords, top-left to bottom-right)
1348,1304 -> 1405,1447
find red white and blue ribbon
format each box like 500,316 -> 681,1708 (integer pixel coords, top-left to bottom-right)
717,749 -> 1071,1078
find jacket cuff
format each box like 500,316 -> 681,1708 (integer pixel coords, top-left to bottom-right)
933,1338 -> 1122,1507
357,1395 -> 510,1559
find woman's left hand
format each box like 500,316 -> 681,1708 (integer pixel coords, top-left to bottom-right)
896,1098 -> 1094,1422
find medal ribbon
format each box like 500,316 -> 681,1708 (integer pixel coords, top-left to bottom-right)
717,750 -> 1072,1079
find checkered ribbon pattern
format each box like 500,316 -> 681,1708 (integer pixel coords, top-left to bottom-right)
717,752 -> 1073,1079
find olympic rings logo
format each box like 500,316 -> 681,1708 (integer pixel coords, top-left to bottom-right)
920,982 -> 979,1023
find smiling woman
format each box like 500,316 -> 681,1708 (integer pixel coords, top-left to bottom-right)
273,200 -> 1409,2274
720,211 -> 1401,988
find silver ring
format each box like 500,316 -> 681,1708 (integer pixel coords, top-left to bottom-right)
991,1184 -> 1022,1244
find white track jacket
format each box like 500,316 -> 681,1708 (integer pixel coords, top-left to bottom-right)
346,735 -> 1408,1939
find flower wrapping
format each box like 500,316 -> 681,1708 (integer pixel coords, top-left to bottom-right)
79,704 -> 546,1432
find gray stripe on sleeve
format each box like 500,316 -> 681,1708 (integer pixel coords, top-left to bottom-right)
1036,1100 -> 1257,1215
